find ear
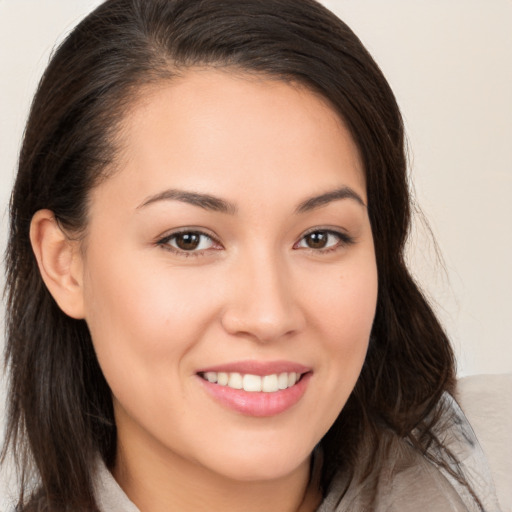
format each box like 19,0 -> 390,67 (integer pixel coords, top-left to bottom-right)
30,209 -> 85,319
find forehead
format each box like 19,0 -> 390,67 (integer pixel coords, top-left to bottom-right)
95,68 -> 366,211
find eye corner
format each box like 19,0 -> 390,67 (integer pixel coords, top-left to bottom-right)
294,228 -> 356,253
155,228 -> 223,256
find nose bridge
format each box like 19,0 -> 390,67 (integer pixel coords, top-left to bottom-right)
221,246 -> 303,342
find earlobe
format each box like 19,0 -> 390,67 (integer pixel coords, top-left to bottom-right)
30,209 -> 86,319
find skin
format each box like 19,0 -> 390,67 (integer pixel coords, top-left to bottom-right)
31,69 -> 378,511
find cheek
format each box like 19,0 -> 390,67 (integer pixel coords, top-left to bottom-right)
309,254 -> 378,397
310,257 -> 378,342
82,263 -> 211,428
82,250 -> 226,383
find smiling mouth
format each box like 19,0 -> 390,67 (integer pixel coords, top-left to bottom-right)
198,371 -> 304,393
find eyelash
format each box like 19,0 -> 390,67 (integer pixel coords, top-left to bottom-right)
294,228 -> 355,253
156,230 -> 221,258
156,228 -> 355,257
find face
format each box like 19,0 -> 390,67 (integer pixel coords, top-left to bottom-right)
79,70 -> 378,483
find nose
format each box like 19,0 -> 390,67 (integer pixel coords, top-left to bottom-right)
220,252 -> 306,343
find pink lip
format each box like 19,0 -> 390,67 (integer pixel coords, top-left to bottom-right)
196,360 -> 311,376
196,361 -> 312,417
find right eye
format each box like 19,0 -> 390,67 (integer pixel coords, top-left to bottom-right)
158,231 -> 217,254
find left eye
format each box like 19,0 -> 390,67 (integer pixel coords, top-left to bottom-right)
296,230 -> 342,250
166,231 -> 215,252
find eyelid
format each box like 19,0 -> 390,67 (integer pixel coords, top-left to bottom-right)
294,227 -> 355,251
156,227 -> 223,256
155,226 -> 355,256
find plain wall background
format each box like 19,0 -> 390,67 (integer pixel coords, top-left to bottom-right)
1,0 -> 511,507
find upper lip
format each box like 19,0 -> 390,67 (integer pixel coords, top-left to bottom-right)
196,360 -> 311,376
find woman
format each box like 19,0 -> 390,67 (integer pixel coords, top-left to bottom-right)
1,0 -> 501,510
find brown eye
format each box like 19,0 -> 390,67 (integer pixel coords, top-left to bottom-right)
304,231 -> 329,249
166,231 -> 215,252
175,233 -> 201,250
295,230 -> 351,251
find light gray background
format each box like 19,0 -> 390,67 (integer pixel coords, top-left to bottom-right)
1,0 -> 511,508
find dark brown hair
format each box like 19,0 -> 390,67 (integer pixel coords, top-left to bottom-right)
3,0 -> 456,510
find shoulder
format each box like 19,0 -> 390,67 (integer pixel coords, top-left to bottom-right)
319,390 -> 504,512
455,374 -> 512,512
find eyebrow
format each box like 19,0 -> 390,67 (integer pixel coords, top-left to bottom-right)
137,185 -> 365,214
137,189 -> 238,214
295,186 -> 366,213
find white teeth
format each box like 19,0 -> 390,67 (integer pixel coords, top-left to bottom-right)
228,372 -> 243,389
201,371 -> 302,392
243,374 -> 262,392
278,372 -> 289,390
204,372 -> 217,383
262,374 -> 278,393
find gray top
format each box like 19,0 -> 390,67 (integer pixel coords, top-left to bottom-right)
93,394 -> 501,511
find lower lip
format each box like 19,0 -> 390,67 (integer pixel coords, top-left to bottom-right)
198,373 -> 311,417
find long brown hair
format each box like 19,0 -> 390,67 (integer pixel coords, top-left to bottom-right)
3,0 -> 455,510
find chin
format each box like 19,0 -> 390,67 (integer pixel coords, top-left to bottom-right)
198,440 -> 313,483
